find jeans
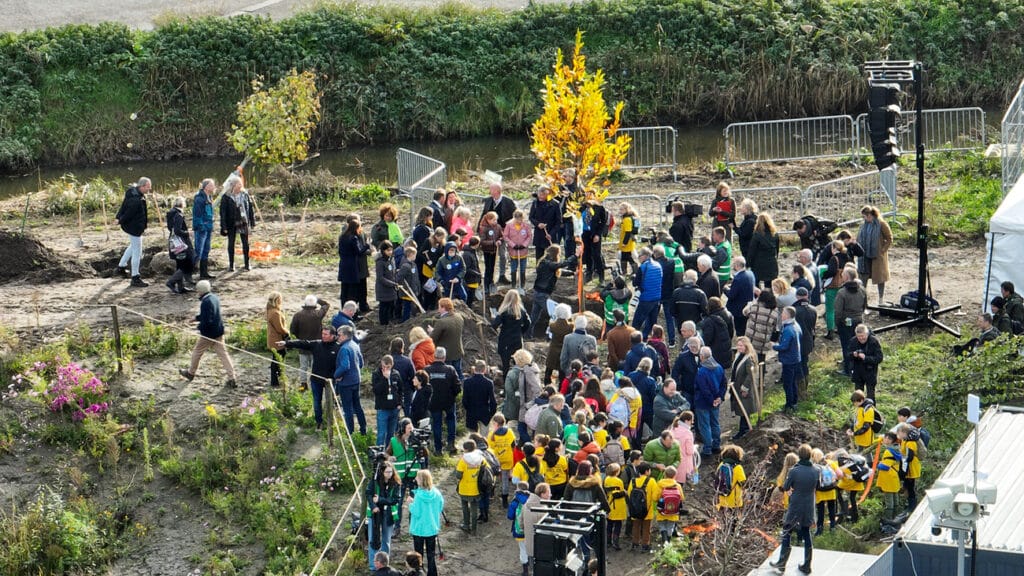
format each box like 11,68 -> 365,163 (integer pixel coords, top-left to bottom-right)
837,323 -> 855,375
118,234 -> 143,276
632,300 -> 661,339
781,362 -> 800,409
530,292 -> 551,338
193,227 -> 212,263
376,408 -> 399,446
517,421 -> 532,444
297,352 -> 313,388
413,535 -> 438,576
401,300 -> 417,323
310,377 -> 326,425
336,384 -> 367,434
431,405 -> 457,452
660,298 -> 677,345
779,524 -> 812,566
696,407 -> 721,455
367,515 -> 394,570
510,257 -> 527,289
450,359 -> 464,381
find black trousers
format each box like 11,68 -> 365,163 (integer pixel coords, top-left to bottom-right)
270,349 -> 286,387
582,230 -> 605,278
413,535 -> 438,576
226,231 -> 249,268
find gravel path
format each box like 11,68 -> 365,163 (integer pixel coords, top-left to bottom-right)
1,0 -> 569,33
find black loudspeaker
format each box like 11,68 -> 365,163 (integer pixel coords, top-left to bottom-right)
534,532 -> 574,562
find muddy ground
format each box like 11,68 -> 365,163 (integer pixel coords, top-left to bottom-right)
0,167 -> 986,575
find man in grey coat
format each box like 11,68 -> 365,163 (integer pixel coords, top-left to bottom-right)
652,379 -> 689,434
771,443 -> 818,574
560,316 -> 597,375
535,394 -> 565,439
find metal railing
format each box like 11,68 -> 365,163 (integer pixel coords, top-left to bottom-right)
606,193 -> 669,231
724,115 -> 857,166
665,186 -> 803,234
1003,78 -> 1024,194
618,126 -> 678,180
397,148 -> 446,227
802,169 -> 896,226
855,107 -> 986,159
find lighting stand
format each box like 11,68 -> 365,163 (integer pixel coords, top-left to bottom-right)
864,60 -> 961,336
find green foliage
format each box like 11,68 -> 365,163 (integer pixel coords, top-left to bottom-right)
0,488 -> 122,573
1,0 -> 1023,168
227,69 -> 322,167
927,156 -> 1002,241
652,537 -> 691,567
226,318 -> 267,352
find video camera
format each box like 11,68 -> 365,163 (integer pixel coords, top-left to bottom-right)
665,201 -> 703,218
637,227 -> 660,245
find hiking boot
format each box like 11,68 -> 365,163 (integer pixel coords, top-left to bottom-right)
166,281 -> 182,294
178,369 -> 194,382
499,276 -> 512,285
130,276 -> 148,287
116,265 -> 129,277
770,547 -> 791,569
225,379 -> 237,388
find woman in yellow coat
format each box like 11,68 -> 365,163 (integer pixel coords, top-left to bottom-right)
811,448 -> 840,536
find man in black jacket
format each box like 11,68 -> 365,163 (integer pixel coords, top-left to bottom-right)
372,355 -> 405,445
653,245 -> 679,347
530,245 -> 578,337
480,182 -> 517,284
529,186 -> 561,260
847,324 -> 883,401
668,201 -> 695,253
461,360 -> 497,435
793,287 -> 817,401
115,177 -> 151,287
581,195 -> 609,283
280,326 -> 341,430
426,347 -> 461,455
672,269 -> 708,336
429,191 -> 446,235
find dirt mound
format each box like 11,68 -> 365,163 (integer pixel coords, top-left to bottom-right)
357,300 -> 502,370
0,230 -> 94,284
739,412 -> 849,477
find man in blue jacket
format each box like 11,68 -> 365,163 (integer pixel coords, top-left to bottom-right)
632,247 -> 663,339
724,257 -> 755,337
334,325 -> 367,435
694,346 -> 725,456
179,280 -> 236,387
773,306 -> 803,412
192,178 -> 216,279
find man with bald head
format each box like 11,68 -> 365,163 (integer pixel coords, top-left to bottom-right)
481,182 -> 517,284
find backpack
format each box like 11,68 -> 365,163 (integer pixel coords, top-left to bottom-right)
523,460 -> 545,492
871,408 -> 885,433
1011,319 -> 1024,336
905,427 -> 928,459
839,454 -> 870,483
602,439 -> 626,468
627,477 -> 651,520
817,463 -> 838,491
570,485 -> 595,504
715,463 -> 734,496
481,449 -> 501,476
509,495 -> 526,537
524,402 -> 545,431
608,395 -> 631,424
477,461 -> 495,494
657,484 -> 682,516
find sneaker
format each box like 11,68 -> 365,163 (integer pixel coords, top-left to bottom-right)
181,285 -> 195,293
130,276 -> 149,288
178,369 -> 194,382
116,265 -> 129,277
225,379 -> 237,388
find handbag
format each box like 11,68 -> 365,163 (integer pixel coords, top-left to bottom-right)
423,277 -> 438,293
168,233 -> 189,261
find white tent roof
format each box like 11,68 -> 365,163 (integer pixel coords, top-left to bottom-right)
990,176 -> 1024,234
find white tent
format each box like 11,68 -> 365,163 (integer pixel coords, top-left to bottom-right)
983,177 -> 1024,311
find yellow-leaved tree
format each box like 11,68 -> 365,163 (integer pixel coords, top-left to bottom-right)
227,69 -> 321,168
530,30 -> 631,218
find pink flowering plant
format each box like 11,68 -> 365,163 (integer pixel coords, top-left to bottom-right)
12,360 -> 110,422
236,395 -> 279,435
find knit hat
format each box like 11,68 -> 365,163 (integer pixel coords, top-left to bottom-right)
991,296 -> 1006,310
796,287 -> 809,298
196,280 -> 212,295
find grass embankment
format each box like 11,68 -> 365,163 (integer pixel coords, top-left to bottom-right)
1,0 -> 1022,170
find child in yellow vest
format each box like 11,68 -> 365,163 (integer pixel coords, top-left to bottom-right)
603,463 -> 627,550
654,465 -> 685,545
618,202 -> 639,276
717,444 -> 747,510
487,414 -> 517,508
897,423 -> 922,513
846,390 -> 877,451
455,439 -> 484,535
833,448 -> 866,523
811,448 -> 841,536
876,432 -> 903,521
626,462 -> 659,552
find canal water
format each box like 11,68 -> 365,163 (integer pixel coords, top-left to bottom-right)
0,126 -> 725,199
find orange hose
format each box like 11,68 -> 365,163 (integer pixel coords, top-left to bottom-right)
858,439 -> 883,504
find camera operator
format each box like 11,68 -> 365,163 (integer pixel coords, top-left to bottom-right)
387,418 -> 428,533
793,215 -> 837,262
366,460 -> 401,571
668,201 -> 695,253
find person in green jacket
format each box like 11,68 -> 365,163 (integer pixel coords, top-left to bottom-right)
712,226 -> 733,285
656,231 -> 686,286
601,276 -> 632,333
642,430 -> 681,480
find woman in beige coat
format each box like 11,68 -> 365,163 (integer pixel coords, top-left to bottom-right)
266,291 -> 289,388
856,205 -> 892,305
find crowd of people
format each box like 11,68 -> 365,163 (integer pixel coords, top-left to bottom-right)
112,172 -> 971,576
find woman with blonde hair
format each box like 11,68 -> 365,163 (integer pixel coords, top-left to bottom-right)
491,290 -> 531,373
220,173 -> 255,272
266,291 -> 289,388
773,277 -> 797,308
735,198 -> 758,257
747,212 -> 780,283
729,336 -> 759,440
409,326 -> 436,370
407,469 -> 444,576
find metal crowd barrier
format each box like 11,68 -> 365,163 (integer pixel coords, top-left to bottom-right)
724,115 -> 857,166
1003,78 -> 1024,194
855,107 -> 986,159
665,186 -> 803,234
618,126 -> 678,181
802,169 -> 896,226
397,148 -> 446,227
606,193 -> 669,231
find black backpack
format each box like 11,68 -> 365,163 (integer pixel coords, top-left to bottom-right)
627,477 -> 652,520
477,462 -> 495,494
524,460 -> 545,492
871,409 -> 885,433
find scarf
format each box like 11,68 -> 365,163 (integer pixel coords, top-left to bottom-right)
858,219 -> 879,259
700,356 -> 720,370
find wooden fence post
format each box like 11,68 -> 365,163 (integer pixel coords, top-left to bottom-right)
111,306 -> 123,373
